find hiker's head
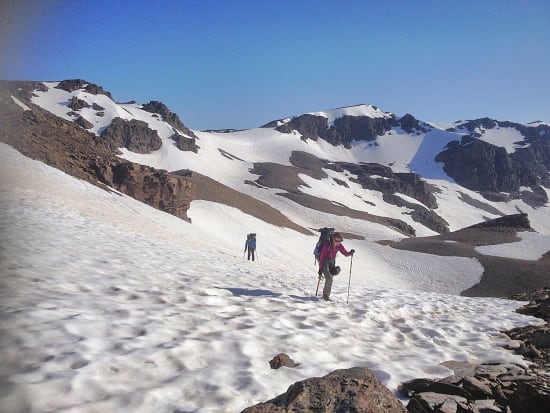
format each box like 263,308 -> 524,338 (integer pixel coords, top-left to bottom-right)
332,233 -> 343,245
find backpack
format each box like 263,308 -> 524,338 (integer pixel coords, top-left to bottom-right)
246,233 -> 256,248
313,227 -> 334,264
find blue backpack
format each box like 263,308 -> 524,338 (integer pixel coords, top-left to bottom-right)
313,227 -> 334,264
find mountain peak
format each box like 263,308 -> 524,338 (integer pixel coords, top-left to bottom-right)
307,103 -> 393,126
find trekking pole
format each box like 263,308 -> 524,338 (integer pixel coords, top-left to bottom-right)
346,255 -> 354,304
315,275 -> 321,296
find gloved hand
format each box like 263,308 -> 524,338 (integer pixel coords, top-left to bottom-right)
318,269 -> 323,276
350,249 -> 355,256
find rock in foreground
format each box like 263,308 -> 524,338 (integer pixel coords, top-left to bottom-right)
242,367 -> 406,412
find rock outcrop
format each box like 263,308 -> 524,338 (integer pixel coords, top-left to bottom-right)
92,159 -> 195,221
55,78 -> 113,99
142,100 -> 198,136
100,117 -> 163,153
242,367 -> 406,413
266,111 -> 428,148
435,121 -> 550,207
467,213 -> 532,231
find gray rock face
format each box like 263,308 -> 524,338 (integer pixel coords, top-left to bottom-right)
435,120 -> 550,206
100,117 -> 162,153
242,367 -> 406,413
268,111 -> 428,148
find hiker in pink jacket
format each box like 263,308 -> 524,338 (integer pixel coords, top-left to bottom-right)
318,232 -> 354,301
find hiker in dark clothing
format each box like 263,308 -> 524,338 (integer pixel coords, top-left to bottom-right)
244,233 -> 257,261
318,232 -> 354,301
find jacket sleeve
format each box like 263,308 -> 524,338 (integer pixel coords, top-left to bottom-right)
338,243 -> 351,257
318,243 -> 329,270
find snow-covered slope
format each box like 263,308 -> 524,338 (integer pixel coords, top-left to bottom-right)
0,142 -> 541,413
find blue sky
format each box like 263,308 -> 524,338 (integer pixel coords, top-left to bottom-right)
2,0 -> 549,130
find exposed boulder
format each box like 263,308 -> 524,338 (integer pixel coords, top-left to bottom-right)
171,133 -> 199,153
509,382 -> 550,413
69,95 -> 89,111
242,367 -> 406,413
268,353 -> 299,369
55,78 -> 113,99
75,115 -> 93,129
100,117 -> 162,153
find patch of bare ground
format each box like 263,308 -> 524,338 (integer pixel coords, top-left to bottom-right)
174,170 -> 311,235
248,151 -> 416,237
380,217 -> 550,297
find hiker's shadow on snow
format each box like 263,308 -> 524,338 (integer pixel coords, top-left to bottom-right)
288,295 -> 320,302
224,288 -> 282,298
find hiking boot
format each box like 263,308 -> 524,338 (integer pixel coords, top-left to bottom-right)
322,296 -> 331,301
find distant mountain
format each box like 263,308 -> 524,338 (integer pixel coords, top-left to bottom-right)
1,78 -> 549,238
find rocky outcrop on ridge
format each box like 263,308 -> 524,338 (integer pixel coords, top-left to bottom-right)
435,121 -> 550,207
141,100 -> 198,139
140,101 -> 199,152
100,117 -> 163,153
0,80 -> 195,221
266,111 -> 429,147
242,367 -> 406,413
55,78 -> 113,99
399,288 -> 550,413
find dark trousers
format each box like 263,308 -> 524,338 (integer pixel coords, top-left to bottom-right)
247,248 -> 256,261
321,258 -> 335,300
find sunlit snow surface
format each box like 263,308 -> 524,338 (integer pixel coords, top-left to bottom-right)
0,143 -> 541,413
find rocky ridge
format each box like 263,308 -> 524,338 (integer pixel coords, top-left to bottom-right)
0,80 -> 195,221
265,110 -> 428,148
267,109 -> 549,207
